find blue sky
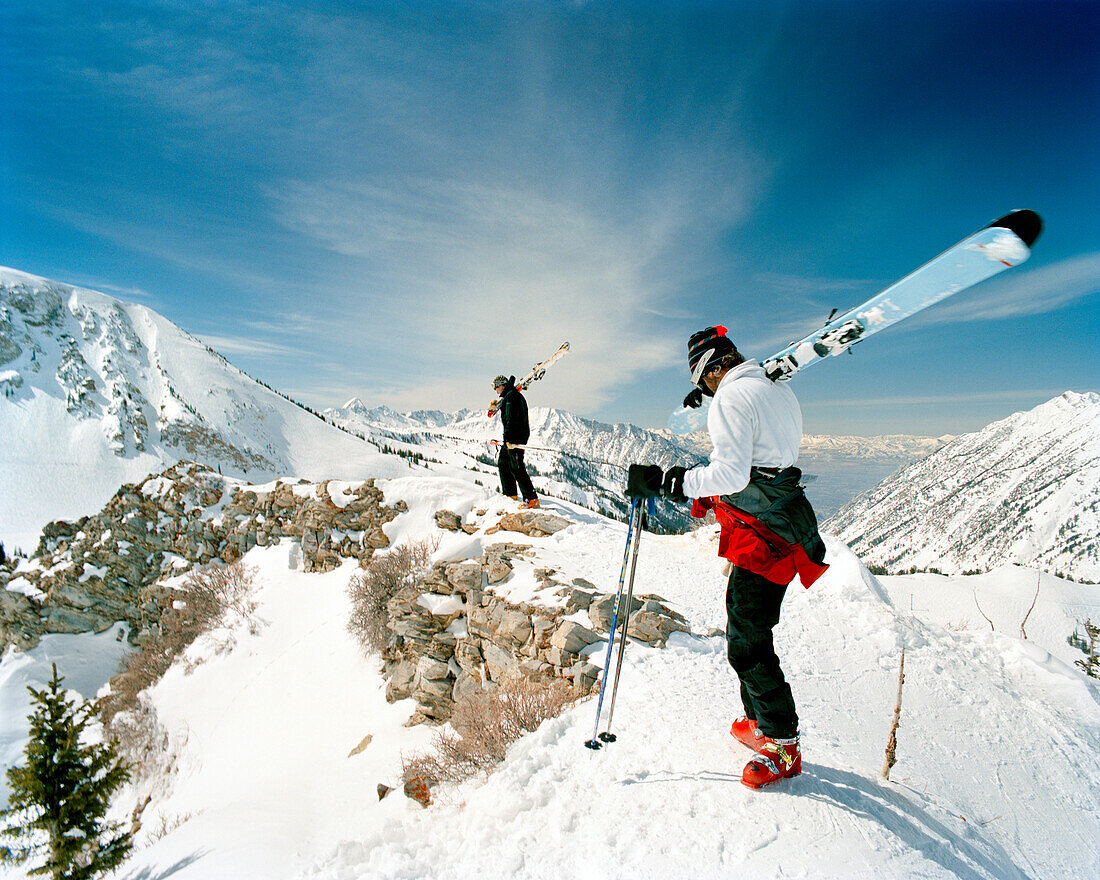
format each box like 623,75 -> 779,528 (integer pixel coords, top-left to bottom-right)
2,1 -> 1097,436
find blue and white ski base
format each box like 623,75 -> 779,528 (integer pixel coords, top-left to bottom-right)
669,209 -> 1041,435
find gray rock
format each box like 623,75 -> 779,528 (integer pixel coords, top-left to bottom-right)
626,610 -> 691,646
495,609 -> 533,648
446,562 -> 483,592
434,510 -> 462,531
550,620 -> 601,654
385,659 -> 417,702
482,641 -> 520,682
588,594 -> 643,633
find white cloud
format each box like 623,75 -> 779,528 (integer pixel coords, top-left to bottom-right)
914,252 -> 1100,326
266,171 -> 742,412
196,333 -> 301,359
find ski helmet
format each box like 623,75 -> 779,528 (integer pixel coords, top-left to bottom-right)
688,326 -> 738,386
492,375 -> 508,389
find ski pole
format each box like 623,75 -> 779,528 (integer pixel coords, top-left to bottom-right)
584,498 -> 641,750
490,439 -> 628,472
491,440 -> 560,454
599,497 -> 655,744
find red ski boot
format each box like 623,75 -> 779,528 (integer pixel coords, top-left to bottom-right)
742,736 -> 801,789
730,717 -> 769,751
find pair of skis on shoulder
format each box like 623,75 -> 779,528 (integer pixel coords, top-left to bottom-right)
487,341 -> 570,418
669,209 -> 1042,434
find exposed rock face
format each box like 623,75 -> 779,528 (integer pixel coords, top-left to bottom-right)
0,462 -> 405,651
1,462 -> 696,731
379,539 -> 693,725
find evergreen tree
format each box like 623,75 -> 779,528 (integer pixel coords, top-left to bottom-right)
0,542 -> 6,564
0,665 -> 133,879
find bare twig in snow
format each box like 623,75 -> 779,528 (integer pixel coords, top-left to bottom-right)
882,644 -> 906,780
974,588 -> 994,631
1020,574 -> 1040,640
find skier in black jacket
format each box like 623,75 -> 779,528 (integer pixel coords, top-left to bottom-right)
492,375 -> 538,509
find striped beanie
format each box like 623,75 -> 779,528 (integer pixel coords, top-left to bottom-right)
688,326 -> 738,385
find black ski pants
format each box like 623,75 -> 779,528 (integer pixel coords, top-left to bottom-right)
497,446 -> 536,502
725,565 -> 798,740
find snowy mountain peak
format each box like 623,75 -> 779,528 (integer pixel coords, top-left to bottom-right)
829,392 -> 1100,580
1,266 -> 405,551
340,396 -> 371,413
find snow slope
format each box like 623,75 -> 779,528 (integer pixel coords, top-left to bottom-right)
829,392 -> 1100,581
0,267 -> 407,552
4,475 -> 1095,880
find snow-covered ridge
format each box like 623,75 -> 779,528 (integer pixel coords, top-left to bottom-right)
325,402 -> 947,525
829,391 -> 1100,580
0,266 -> 405,551
323,401 -> 708,533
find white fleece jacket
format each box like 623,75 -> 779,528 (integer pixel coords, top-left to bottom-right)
681,361 -> 803,499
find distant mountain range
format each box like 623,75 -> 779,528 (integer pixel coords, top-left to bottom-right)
324,399 -> 707,532
325,401 -> 948,526
0,267 -> 404,551
828,391 -> 1100,581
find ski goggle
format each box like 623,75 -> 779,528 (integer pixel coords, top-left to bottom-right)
690,346 -> 717,387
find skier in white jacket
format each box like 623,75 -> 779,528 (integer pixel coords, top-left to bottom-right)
627,325 -> 826,789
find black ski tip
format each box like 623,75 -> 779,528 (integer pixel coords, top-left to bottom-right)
584,739 -> 602,750
598,732 -> 617,743
989,209 -> 1042,248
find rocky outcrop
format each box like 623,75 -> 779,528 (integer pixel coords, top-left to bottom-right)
0,462 -> 405,651
2,460 -> 695,728
380,543 -> 691,725
488,511 -> 572,538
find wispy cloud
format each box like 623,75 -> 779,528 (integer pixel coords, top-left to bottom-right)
197,333 -> 301,359
914,252 -> 1100,326
747,272 -> 878,353
267,158 -> 760,411
68,276 -> 155,301
803,388 -> 1071,408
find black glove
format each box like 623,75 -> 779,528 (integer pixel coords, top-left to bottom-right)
682,387 -> 704,409
626,464 -> 663,498
662,466 -> 688,503
626,464 -> 690,503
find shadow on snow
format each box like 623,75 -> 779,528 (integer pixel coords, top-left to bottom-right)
619,763 -> 1033,880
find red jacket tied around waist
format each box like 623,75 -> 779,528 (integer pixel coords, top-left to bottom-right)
691,495 -> 829,588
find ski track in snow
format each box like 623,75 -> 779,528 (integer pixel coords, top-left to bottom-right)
3,479 -> 1098,880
